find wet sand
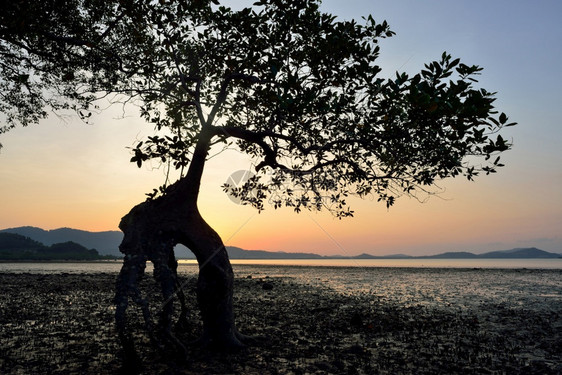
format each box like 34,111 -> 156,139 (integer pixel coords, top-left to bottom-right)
0,270 -> 560,374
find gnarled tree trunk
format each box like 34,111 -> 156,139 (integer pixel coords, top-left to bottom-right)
114,133 -> 249,364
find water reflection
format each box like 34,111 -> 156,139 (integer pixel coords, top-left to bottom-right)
1,260 -> 559,313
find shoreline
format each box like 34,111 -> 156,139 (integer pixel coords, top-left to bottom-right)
0,259 -> 122,263
0,271 -> 560,374
1,258 -> 561,272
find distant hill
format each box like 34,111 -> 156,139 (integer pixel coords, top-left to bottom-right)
340,248 -> 561,260
223,246 -> 562,260
416,248 -> 561,259
421,251 -> 478,259
0,233 -> 110,260
0,227 -> 123,257
1,226 -> 560,260
0,232 -> 44,253
478,247 -> 560,259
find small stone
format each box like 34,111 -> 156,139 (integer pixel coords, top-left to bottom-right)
315,360 -> 338,373
262,282 -> 274,291
350,312 -> 363,327
347,344 -> 366,355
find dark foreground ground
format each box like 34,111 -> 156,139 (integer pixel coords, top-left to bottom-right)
0,271 -> 560,375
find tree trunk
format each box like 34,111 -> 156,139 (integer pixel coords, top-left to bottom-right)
115,131 -> 249,359
115,185 -> 247,352
187,211 -> 244,350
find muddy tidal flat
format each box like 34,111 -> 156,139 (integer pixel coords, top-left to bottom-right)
0,268 -> 561,374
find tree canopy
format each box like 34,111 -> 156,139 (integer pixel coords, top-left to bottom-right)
1,0 -> 517,360
0,0 -> 515,216
0,0 -> 160,139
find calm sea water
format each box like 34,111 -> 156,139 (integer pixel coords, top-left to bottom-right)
1,259 -> 560,308
231,258 -> 562,269
0,258 -> 560,274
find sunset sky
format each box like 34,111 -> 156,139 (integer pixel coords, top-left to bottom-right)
1,0 -> 561,256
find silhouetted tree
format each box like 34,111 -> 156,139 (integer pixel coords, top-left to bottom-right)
0,0 -> 515,362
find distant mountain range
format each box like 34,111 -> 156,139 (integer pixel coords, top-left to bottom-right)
0,226 -> 124,257
0,232 -> 111,260
1,226 -> 561,260
225,247 -> 561,259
